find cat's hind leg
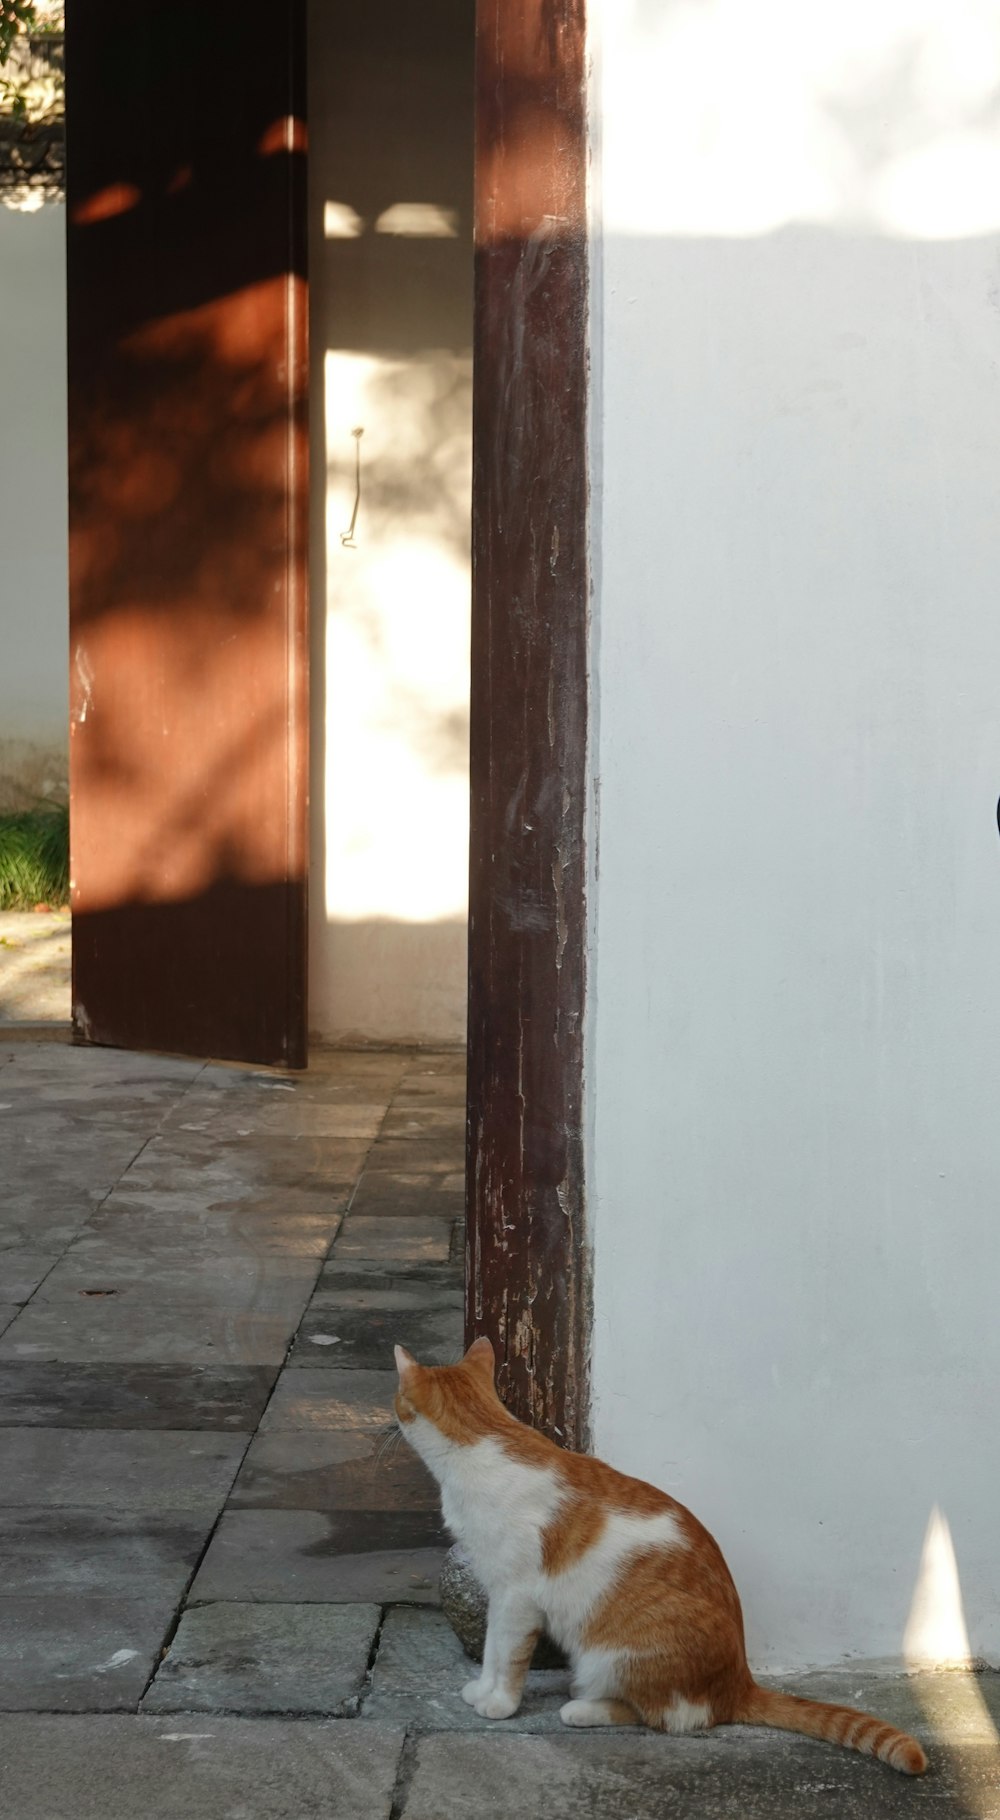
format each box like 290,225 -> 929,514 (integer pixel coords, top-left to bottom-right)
561,1648 -> 639,1727
560,1698 -> 639,1727
463,1592 -> 543,1719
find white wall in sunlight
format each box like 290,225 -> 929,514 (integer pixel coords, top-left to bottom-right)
307,0 -> 473,1045
0,198 -> 68,811
588,0 -> 1000,1670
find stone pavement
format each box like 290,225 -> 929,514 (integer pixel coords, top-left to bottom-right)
1,1034 -> 998,1818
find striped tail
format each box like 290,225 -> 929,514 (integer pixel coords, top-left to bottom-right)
736,1684 -> 928,1776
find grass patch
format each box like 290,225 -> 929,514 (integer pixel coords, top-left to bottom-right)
0,804 -> 69,908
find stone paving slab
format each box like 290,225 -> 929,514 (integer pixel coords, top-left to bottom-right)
190,1509 -> 443,1603
317,1258 -> 463,1290
0,1430 -> 247,1508
349,1177 -> 466,1220
84,1196 -> 348,1257
358,1140 -> 462,1173
0,1596 -> 170,1711
0,1246 -> 64,1302
143,1600 -> 381,1715
260,1367 -> 398,1431
0,1305 -> 18,1337
228,1429 -> 439,1510
380,1108 -> 465,1136
0,1508 -> 207,1596
0,1296 -> 297,1366
121,1134 -> 371,1196
33,1247 -> 322,1309
406,1725 -> 1000,1820
311,1283 -> 463,1311
0,1361 -> 276,1429
0,1716 -> 406,1820
291,1299 -> 463,1369
330,1217 -> 455,1264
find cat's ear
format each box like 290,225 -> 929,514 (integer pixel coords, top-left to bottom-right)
464,1335 -> 495,1376
394,1344 -> 417,1377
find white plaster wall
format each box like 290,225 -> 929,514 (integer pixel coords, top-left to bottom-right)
0,199 -> 68,809
588,0 -> 1000,1670
307,1 -> 473,1044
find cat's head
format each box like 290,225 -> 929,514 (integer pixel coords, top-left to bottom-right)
393,1335 -> 504,1446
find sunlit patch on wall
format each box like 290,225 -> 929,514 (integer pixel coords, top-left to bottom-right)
375,203 -> 459,237
602,0 -> 1000,238
324,201 -> 364,239
71,183 -> 141,226
258,115 -> 307,156
322,348 -> 471,925
904,1505 -> 973,1668
904,1505 -> 1000,1819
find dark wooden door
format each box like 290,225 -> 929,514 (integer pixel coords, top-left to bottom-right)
65,0 -> 308,1067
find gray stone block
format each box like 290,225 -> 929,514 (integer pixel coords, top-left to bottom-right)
0,1716 -> 405,1820
228,1428 -> 440,1511
260,1368 -> 398,1430
0,1295 -> 296,1366
331,1217 -> 454,1263
143,1600 -> 381,1714
0,1429 -> 247,1509
291,1300 -> 463,1370
0,1508 -> 207,1597
0,1596 -> 168,1711
191,1509 -> 443,1604
402,1730 -> 955,1820
0,1361 -> 276,1429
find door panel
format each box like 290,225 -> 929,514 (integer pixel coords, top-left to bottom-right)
65,0 -> 308,1066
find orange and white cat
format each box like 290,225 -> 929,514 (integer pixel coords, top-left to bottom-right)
393,1337 -> 927,1777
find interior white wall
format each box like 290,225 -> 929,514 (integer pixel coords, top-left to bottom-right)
307,1 -> 473,1044
588,0 -> 1000,1670
0,199 -> 68,810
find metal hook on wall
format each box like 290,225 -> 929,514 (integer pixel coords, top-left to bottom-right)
340,427 -> 364,547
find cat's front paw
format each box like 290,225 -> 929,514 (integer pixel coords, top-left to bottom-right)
461,1677 -> 492,1707
475,1688 -> 519,1720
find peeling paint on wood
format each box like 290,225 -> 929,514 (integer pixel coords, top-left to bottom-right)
466,0 -> 590,1449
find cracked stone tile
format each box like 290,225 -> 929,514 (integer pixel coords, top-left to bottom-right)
143,1600 -> 381,1714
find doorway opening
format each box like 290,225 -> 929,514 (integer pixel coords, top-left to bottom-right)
306,0 -> 474,1054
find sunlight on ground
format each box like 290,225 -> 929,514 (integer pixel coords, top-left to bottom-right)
905,1506 -> 1000,1817
0,912 -> 71,1022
